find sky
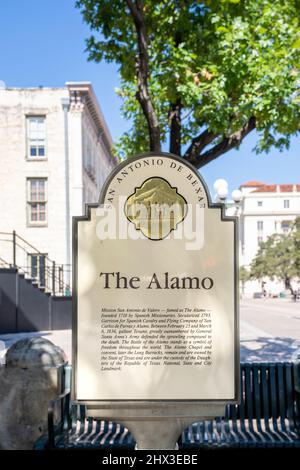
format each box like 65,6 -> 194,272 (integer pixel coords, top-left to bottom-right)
0,0 -> 299,199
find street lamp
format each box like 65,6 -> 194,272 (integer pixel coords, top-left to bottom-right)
213,180 -> 243,216
231,189 -> 242,205
231,189 -> 243,217
213,179 -> 228,203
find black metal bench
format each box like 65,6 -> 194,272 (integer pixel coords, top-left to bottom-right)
34,362 -> 300,450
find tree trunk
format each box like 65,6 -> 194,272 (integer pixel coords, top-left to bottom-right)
285,276 -> 294,295
169,100 -> 181,156
125,0 -> 161,152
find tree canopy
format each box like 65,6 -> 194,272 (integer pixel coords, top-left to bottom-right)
239,265 -> 250,283
250,218 -> 300,293
76,0 -> 300,166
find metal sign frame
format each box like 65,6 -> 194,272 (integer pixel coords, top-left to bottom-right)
72,152 -> 240,409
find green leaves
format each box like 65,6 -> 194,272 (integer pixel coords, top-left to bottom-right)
292,37 -> 300,49
250,219 -> 300,286
216,26 -> 230,33
77,0 -> 300,160
240,266 -> 250,283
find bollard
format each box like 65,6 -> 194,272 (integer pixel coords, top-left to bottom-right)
0,337 -> 67,450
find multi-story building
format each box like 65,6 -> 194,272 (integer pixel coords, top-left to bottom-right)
0,82 -> 117,292
238,181 -> 300,296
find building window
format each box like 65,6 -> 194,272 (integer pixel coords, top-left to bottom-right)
26,116 -> 46,158
27,178 -> 47,225
257,201 -> 263,207
257,221 -> 263,231
284,200 -> 290,209
281,220 -> 290,234
257,236 -> 263,246
28,253 -> 47,287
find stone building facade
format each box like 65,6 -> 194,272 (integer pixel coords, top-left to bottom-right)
238,181 -> 300,297
0,82 -> 117,290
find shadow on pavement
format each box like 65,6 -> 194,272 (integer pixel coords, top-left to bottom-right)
241,336 -> 300,362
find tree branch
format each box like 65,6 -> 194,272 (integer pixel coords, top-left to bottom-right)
184,128 -> 216,164
187,116 -> 256,169
125,0 -> 161,151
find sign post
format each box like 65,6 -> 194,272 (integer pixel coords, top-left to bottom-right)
72,152 -> 239,449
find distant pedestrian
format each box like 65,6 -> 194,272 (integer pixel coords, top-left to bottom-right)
263,289 -> 267,298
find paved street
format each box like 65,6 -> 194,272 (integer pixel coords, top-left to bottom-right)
240,298 -> 300,362
0,298 -> 299,364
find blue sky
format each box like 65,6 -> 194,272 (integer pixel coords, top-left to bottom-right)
0,0 -> 299,198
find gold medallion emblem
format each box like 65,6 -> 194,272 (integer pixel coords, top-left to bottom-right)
124,177 -> 187,240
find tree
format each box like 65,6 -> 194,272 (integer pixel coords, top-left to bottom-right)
76,0 -> 300,165
240,265 -> 250,282
250,230 -> 299,295
239,265 -> 250,296
293,217 -> 300,275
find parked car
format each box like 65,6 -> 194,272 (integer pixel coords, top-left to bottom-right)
253,292 -> 263,299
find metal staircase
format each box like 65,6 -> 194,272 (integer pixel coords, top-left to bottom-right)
0,232 -> 72,333
0,231 -> 71,296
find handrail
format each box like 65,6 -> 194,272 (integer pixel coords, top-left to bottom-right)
0,256 -> 10,267
0,231 -> 72,267
8,265 -> 71,292
15,233 -> 56,263
0,231 -> 14,236
0,231 -> 72,295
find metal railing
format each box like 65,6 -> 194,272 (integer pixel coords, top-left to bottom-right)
0,231 -> 72,296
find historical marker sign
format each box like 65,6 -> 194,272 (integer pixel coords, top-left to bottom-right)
73,152 -> 239,407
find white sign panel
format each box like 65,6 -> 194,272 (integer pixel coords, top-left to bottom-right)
73,153 -> 239,404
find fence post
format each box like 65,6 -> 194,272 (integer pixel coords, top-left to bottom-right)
52,261 -> 56,296
59,265 -> 63,294
12,231 -> 16,268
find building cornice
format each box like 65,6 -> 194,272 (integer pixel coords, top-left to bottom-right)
66,82 -> 118,165
242,211 -> 300,217
244,192 -> 300,198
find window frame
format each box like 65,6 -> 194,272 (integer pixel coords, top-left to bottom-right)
283,199 -> 290,209
26,115 -> 47,161
28,253 -> 48,287
26,177 -> 48,226
257,220 -> 263,231
281,220 -> 291,234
